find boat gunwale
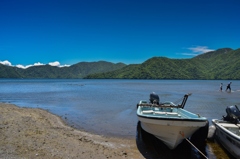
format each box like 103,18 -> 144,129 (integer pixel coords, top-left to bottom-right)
137,106 -> 207,122
212,119 -> 240,141
137,113 -> 207,122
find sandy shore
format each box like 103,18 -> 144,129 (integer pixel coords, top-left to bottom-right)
0,103 -> 144,159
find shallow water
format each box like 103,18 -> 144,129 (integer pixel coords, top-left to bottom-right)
1,79 -> 239,137
0,79 -> 239,158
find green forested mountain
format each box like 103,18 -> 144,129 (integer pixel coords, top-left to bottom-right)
0,61 -> 126,78
0,64 -> 23,78
1,48 -> 240,79
85,48 -> 240,79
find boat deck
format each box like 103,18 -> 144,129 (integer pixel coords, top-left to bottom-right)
216,122 -> 240,136
218,123 -> 240,128
140,107 -> 201,119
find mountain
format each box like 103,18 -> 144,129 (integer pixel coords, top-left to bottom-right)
85,48 -> 240,80
1,48 -> 240,79
0,64 -> 23,78
0,61 -> 126,78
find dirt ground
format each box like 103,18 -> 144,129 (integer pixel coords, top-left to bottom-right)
0,103 -> 144,159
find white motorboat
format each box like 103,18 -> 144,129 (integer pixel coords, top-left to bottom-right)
212,105 -> 240,159
137,93 -> 208,149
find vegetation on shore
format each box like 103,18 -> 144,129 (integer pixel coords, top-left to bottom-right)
1,48 -> 239,79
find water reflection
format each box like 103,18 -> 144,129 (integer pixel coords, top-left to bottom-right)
136,121 -> 208,159
208,137 -> 236,159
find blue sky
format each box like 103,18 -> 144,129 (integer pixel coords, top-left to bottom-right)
0,0 -> 239,68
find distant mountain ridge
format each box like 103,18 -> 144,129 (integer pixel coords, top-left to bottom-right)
85,48 -> 240,80
0,61 -> 126,78
1,48 -> 240,79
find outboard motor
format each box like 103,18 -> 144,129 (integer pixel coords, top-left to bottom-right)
149,92 -> 160,104
223,105 -> 240,124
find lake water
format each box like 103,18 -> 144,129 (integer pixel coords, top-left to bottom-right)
1,79 -> 240,138
1,79 -> 240,158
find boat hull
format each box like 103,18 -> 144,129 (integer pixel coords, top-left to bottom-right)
212,119 -> 240,159
139,116 -> 207,149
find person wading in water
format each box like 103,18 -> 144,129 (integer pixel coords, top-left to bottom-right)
220,83 -> 223,91
226,82 -> 232,92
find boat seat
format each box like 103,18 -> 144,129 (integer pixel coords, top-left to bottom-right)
167,112 -> 179,115
155,112 -> 167,115
142,110 -> 154,114
142,110 -> 181,117
219,123 -> 240,128
155,112 -> 180,116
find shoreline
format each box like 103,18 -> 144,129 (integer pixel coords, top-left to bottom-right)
0,103 -> 144,159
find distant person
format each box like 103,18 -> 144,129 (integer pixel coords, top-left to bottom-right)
220,83 -> 223,91
226,82 -> 232,92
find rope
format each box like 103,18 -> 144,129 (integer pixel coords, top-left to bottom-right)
185,138 -> 208,159
179,131 -> 208,159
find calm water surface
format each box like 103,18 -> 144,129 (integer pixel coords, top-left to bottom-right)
1,79 -> 240,158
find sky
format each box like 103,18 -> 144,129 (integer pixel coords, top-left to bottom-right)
0,0 -> 240,68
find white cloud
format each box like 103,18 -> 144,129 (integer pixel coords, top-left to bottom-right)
48,61 -> 70,67
1,60 -> 70,69
15,64 -> 27,69
180,53 -> 200,56
15,64 -> 35,69
34,62 -> 44,66
179,46 -> 215,57
0,60 -> 12,66
49,61 -> 60,66
15,62 -> 46,69
59,64 -> 70,67
188,46 -> 215,54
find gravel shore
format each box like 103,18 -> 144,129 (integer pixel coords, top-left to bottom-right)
0,103 -> 144,159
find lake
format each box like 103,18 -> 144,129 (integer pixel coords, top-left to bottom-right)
0,79 -> 239,158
